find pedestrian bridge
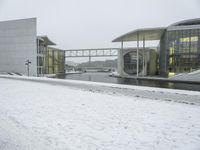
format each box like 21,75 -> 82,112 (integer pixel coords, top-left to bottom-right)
64,48 -> 119,58
64,48 -> 119,69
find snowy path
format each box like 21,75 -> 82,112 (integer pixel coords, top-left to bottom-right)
0,78 -> 200,150
1,75 -> 200,105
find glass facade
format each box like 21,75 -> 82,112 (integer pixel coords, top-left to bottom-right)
36,37 -> 65,76
36,39 -> 45,76
124,51 -> 143,75
166,29 -> 200,74
45,48 -> 65,74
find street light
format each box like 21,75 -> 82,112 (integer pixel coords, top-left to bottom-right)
25,59 -> 31,76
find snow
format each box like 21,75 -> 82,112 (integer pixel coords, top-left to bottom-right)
1,75 -> 200,106
43,74 -> 56,78
1,75 -> 200,96
65,70 -> 82,74
171,69 -> 200,81
0,77 -> 200,150
109,71 -> 119,77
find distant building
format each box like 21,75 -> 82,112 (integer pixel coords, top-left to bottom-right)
113,18 -> 200,77
0,18 -> 65,76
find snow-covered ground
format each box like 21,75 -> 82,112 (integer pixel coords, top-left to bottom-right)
0,77 -> 200,150
1,75 -> 200,105
170,69 -> 200,81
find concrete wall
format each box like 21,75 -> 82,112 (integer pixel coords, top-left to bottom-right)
117,49 -> 124,76
159,32 -> 168,77
148,49 -> 157,75
122,49 -> 146,76
0,18 -> 37,76
117,48 -> 157,77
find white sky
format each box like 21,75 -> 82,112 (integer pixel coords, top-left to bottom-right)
0,0 -> 200,62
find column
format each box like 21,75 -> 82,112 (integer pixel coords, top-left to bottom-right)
118,41 -> 124,76
143,37 -> 145,76
137,33 -> 139,77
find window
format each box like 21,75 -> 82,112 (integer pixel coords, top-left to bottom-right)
167,29 -> 200,74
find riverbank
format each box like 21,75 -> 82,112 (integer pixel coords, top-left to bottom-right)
1,75 -> 200,105
125,75 -> 200,84
58,72 -> 200,91
0,76 -> 200,150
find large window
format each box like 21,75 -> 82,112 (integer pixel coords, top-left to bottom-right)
167,29 -> 200,74
37,56 -> 44,75
124,51 -> 143,75
37,39 -> 45,54
45,48 -> 65,74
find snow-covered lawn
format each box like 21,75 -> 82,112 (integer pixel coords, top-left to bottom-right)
0,78 -> 200,150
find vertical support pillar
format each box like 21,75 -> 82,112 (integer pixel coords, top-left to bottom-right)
137,33 -> 139,77
121,41 -> 124,76
52,50 -> 54,74
43,45 -> 46,76
143,37 -> 145,76
64,51 -> 66,73
118,41 -> 124,76
198,32 -> 200,68
189,33 -> 191,72
89,50 -> 91,67
47,47 -> 49,74
37,38 -> 39,77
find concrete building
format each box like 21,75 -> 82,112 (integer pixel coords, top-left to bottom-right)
0,18 -> 65,76
113,18 -> 200,77
0,18 -> 37,76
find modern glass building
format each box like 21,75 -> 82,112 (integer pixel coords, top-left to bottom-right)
113,18 -> 200,77
160,19 -> 200,77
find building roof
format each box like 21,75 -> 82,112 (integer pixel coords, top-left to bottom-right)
37,36 -> 56,45
112,27 -> 166,42
169,18 -> 200,27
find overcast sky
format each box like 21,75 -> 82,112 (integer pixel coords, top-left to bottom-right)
0,0 -> 200,62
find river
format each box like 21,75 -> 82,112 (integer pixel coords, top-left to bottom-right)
57,72 -> 200,91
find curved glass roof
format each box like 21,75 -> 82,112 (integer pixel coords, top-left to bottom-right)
169,18 -> 200,27
112,18 -> 200,43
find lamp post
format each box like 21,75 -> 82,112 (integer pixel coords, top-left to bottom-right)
25,59 -> 31,76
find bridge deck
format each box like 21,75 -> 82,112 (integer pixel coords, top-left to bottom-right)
64,48 -> 119,57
